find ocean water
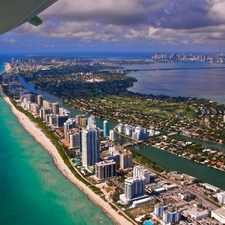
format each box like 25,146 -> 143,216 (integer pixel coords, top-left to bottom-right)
0,63 -> 115,225
0,63 -> 4,72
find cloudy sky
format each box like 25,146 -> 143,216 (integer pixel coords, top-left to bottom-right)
1,0 -> 225,53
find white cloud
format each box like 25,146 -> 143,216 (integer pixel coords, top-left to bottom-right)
1,38 -> 17,44
12,0 -> 225,46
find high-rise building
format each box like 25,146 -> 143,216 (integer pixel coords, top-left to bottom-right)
43,100 -> 52,109
124,176 -> 145,200
117,123 -> 124,133
39,107 -> 52,120
103,120 -> 109,138
163,209 -> 181,224
26,93 -> 35,102
154,204 -> 168,217
133,165 -> 151,184
64,118 -> 76,130
69,133 -> 80,148
120,176 -> 146,204
9,82 -> 19,93
30,103 -> 40,115
87,115 -> 96,128
37,95 -> 44,106
81,116 -> 100,169
76,114 -> 86,126
81,118 -> 87,127
49,114 -> 57,126
52,102 -> 60,114
59,107 -> 70,117
109,129 -> 117,142
81,128 -> 100,168
120,151 -> 133,169
56,115 -> 68,128
95,160 -> 116,180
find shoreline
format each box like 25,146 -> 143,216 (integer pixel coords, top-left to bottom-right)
0,87 -> 132,225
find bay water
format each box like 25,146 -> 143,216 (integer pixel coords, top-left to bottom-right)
125,62 -> 225,104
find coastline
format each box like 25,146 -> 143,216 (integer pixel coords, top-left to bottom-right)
0,87 -> 132,225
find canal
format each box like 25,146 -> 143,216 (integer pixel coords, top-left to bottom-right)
19,76 -> 225,189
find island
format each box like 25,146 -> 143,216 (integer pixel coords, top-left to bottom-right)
1,54 -> 225,225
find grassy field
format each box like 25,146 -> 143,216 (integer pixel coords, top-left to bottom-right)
95,95 -> 197,119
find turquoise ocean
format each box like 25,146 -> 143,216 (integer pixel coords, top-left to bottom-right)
0,63 -> 115,225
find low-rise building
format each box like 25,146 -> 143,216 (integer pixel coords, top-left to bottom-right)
178,191 -> 195,201
132,196 -> 156,208
202,183 -> 221,193
211,207 -> 225,224
217,191 -> 225,204
188,209 -> 208,220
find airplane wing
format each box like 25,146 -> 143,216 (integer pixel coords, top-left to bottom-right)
0,0 -> 58,35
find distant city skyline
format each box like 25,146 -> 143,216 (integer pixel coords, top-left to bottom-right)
1,0 -> 225,53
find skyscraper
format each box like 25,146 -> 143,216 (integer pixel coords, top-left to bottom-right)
120,176 -> 146,204
103,120 -> 109,138
81,116 -> 100,169
124,176 -> 146,200
37,95 -> 44,106
52,102 -> 60,115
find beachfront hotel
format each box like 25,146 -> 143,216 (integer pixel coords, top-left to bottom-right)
120,176 -> 146,204
81,116 -> 100,169
95,160 -> 116,180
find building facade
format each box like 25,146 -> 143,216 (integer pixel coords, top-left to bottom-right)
120,151 -> 133,169
95,160 -> 116,180
109,129 -> 117,142
124,176 -> 146,200
81,117 -> 100,169
133,165 -> 151,184
103,120 -> 109,138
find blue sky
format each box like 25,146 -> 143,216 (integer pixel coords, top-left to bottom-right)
1,0 -> 225,53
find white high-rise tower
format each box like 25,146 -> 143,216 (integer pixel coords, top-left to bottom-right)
81,116 -> 100,169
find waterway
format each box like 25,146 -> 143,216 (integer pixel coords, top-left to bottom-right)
19,77 -> 225,190
130,144 -> 225,189
174,134 -> 225,152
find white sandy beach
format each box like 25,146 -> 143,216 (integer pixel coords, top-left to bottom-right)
0,86 -> 133,225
